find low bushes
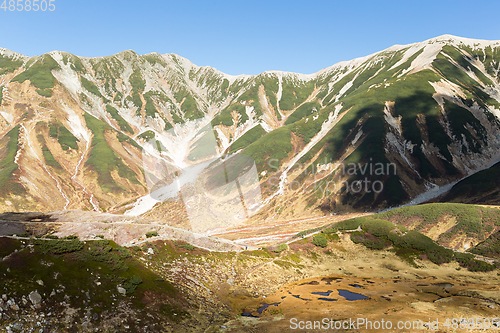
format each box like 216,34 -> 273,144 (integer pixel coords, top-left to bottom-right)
312,235 -> 328,248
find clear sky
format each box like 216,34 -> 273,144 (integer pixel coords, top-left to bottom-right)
0,0 -> 499,75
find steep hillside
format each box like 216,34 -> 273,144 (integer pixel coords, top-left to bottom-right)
439,160 -> 500,205
352,203 -> 500,251
1,35 -> 500,224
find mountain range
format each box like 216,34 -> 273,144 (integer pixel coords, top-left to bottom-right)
1,34 -> 500,226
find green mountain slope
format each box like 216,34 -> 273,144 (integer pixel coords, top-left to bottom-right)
0,35 -> 500,215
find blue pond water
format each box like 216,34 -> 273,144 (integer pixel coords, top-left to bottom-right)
318,298 -> 337,301
349,284 -> 364,288
338,289 -> 369,301
257,303 -> 280,314
312,290 -> 334,296
292,295 -> 312,301
242,313 -> 258,318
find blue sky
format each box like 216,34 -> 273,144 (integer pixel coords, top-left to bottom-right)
0,0 -> 499,75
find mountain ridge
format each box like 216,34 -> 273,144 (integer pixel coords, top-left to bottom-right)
3,34 -> 499,77
1,34 -> 500,224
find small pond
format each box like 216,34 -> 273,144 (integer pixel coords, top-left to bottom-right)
311,290 -> 334,296
338,289 -> 369,301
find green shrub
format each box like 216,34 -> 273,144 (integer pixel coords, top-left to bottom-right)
81,76 -> 102,97
312,234 -> 328,248
229,125 -> 266,152
123,275 -> 143,294
84,113 -> 139,192
272,243 -> 288,253
106,105 -> 133,133
178,243 -> 195,251
294,227 -> 323,239
0,54 -> 23,75
36,89 -> 52,98
324,233 -> 340,241
137,130 -> 155,141
48,122 -> 80,151
118,248 -> 131,259
322,227 -> 338,234
35,239 -> 83,254
146,231 -> 158,238
0,126 -> 25,196
12,54 -> 60,90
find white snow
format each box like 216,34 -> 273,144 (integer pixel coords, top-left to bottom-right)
276,74 -> 283,115
429,79 -> 466,109
260,121 -> 273,133
388,44 -> 425,71
351,130 -> 363,146
398,43 -> 443,77
156,116 -> 213,169
0,111 -> 13,124
385,132 -> 419,175
51,52 -> 82,97
215,127 -> 231,151
0,48 -> 27,62
335,73 -> 359,102
262,70 -> 314,82
383,102 -> 402,135
124,158 -> 216,216
433,34 -> 500,49
62,104 -> 91,142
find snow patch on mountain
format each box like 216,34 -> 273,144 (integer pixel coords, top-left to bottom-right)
262,70 -> 314,82
62,105 -> 91,142
434,34 -> 500,49
0,48 -> 27,62
0,111 -> 13,124
385,132 -> 419,175
276,74 -> 283,115
429,79 -> 467,109
124,158 -> 215,216
51,52 -> 82,97
383,102 -> 402,135
399,43 -> 442,77
157,117 -> 214,168
351,130 -> 363,146
389,44 -> 424,71
335,73 -> 359,102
